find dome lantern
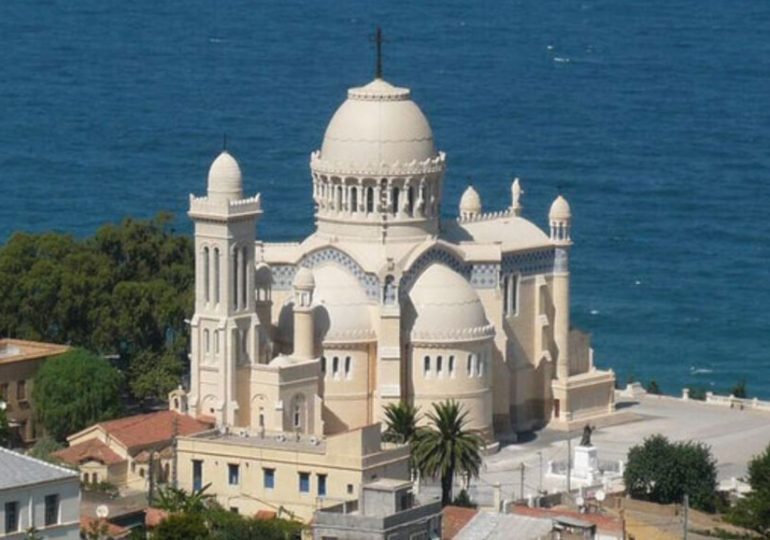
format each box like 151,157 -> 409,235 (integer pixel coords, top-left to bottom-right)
549,195 -> 572,244
207,151 -> 243,202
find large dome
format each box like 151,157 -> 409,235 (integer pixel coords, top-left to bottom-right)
408,263 -> 495,342
312,264 -> 375,344
319,79 -> 437,169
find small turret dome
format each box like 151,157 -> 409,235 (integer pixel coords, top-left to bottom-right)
207,151 -> 243,201
549,195 -> 571,220
459,186 -> 482,217
292,267 -> 315,290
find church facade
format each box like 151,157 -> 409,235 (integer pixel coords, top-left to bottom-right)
181,75 -> 615,444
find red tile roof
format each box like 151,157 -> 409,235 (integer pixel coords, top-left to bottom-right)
442,506 -> 479,539
54,439 -> 123,466
145,507 -> 169,528
510,505 -> 624,533
255,509 -> 277,521
80,517 -> 130,539
97,411 -> 212,453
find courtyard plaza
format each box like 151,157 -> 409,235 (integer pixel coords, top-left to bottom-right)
418,392 -> 770,506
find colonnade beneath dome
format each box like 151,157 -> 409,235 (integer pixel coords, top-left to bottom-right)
312,173 -> 441,219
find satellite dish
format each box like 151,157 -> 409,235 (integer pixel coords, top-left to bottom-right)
0,401 -> 6,411
96,505 -> 109,519
596,489 -> 606,502
576,496 -> 585,507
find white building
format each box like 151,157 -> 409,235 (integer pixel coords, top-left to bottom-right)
180,72 -> 616,443
0,447 -> 80,540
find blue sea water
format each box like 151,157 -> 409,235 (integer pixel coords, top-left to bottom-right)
1,1 -> 769,397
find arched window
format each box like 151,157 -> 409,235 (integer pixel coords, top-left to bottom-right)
392,186 -> 400,215
291,394 -> 306,431
344,356 -> 351,378
203,247 -> 210,302
382,275 -> 396,305
336,185 -> 343,210
437,356 -> 443,376
350,186 -> 358,212
241,247 -> 248,308
214,330 -> 220,354
366,186 -> 374,213
449,355 -> 455,377
320,356 -> 326,375
424,356 -> 431,377
213,248 -> 220,303
407,186 -> 415,216
233,249 -> 240,307
204,329 -> 210,353
333,357 -> 339,378
467,354 -> 473,377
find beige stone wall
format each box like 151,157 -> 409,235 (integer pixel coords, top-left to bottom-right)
319,344 -> 373,434
176,425 -> 409,522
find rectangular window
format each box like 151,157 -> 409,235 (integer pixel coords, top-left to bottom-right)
347,483 -> 354,495
44,494 -> 59,526
229,507 -> 239,514
318,474 -> 327,497
263,468 -> 275,489
228,464 -> 239,486
299,472 -> 310,493
344,356 -> 351,378
423,356 -> 430,376
437,356 -> 443,376
5,501 -> 19,533
192,459 -> 203,491
17,380 -> 26,401
510,275 -> 519,315
333,357 -> 339,378
449,356 -> 455,377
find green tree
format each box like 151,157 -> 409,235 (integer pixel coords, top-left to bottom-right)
151,512 -> 208,540
731,379 -> 748,399
27,436 -> 63,463
645,380 -> 662,395
382,402 -> 420,444
624,434 -> 718,512
413,400 -> 484,506
727,443 -> 770,537
32,348 -> 123,441
0,214 -> 194,403
153,484 -> 213,514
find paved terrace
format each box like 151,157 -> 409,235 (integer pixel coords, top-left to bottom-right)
419,393 -> 770,506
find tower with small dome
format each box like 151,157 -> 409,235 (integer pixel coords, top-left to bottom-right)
182,69 -> 615,444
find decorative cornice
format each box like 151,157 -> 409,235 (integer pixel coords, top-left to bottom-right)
411,324 -> 496,344
310,151 -> 446,176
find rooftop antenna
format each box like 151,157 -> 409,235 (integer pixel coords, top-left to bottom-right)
371,26 -> 384,79
223,133 -> 228,152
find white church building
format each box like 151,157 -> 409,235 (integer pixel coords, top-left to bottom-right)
179,74 -> 616,446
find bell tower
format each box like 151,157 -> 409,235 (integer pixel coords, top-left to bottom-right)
187,150 -> 263,427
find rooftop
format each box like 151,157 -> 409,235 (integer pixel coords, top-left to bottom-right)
185,428 -> 327,454
0,447 -> 78,490
54,438 -> 123,466
69,410 -> 212,453
0,338 -> 70,366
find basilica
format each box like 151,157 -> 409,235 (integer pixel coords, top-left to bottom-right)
180,73 -> 615,447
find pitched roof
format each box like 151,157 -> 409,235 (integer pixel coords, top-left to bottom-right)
510,505 -> 624,534
54,439 -> 123,466
454,512 -> 553,540
0,447 -> 78,490
90,411 -> 212,453
442,506 -> 479,540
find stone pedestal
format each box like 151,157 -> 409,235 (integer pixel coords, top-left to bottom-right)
573,445 -> 599,482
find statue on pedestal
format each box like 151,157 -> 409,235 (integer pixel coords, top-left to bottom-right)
579,424 -> 594,447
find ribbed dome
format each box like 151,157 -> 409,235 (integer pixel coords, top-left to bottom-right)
207,151 -> 243,201
549,195 -> 571,220
319,79 -> 437,170
459,186 -> 482,215
408,264 -> 494,342
313,264 -> 375,343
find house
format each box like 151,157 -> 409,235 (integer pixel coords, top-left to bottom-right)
312,479 -> 442,540
0,339 -> 69,446
0,447 -> 80,539
53,410 -> 211,490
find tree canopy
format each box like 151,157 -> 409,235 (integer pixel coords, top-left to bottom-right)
413,400 -> 484,506
32,348 -> 124,441
624,434 -> 718,512
727,443 -> 770,537
0,213 -> 193,401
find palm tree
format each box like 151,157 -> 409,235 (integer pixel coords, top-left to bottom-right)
382,402 -> 420,444
153,483 -> 213,513
413,400 -> 484,506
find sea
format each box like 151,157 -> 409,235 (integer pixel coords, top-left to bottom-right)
1,1 -> 769,397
